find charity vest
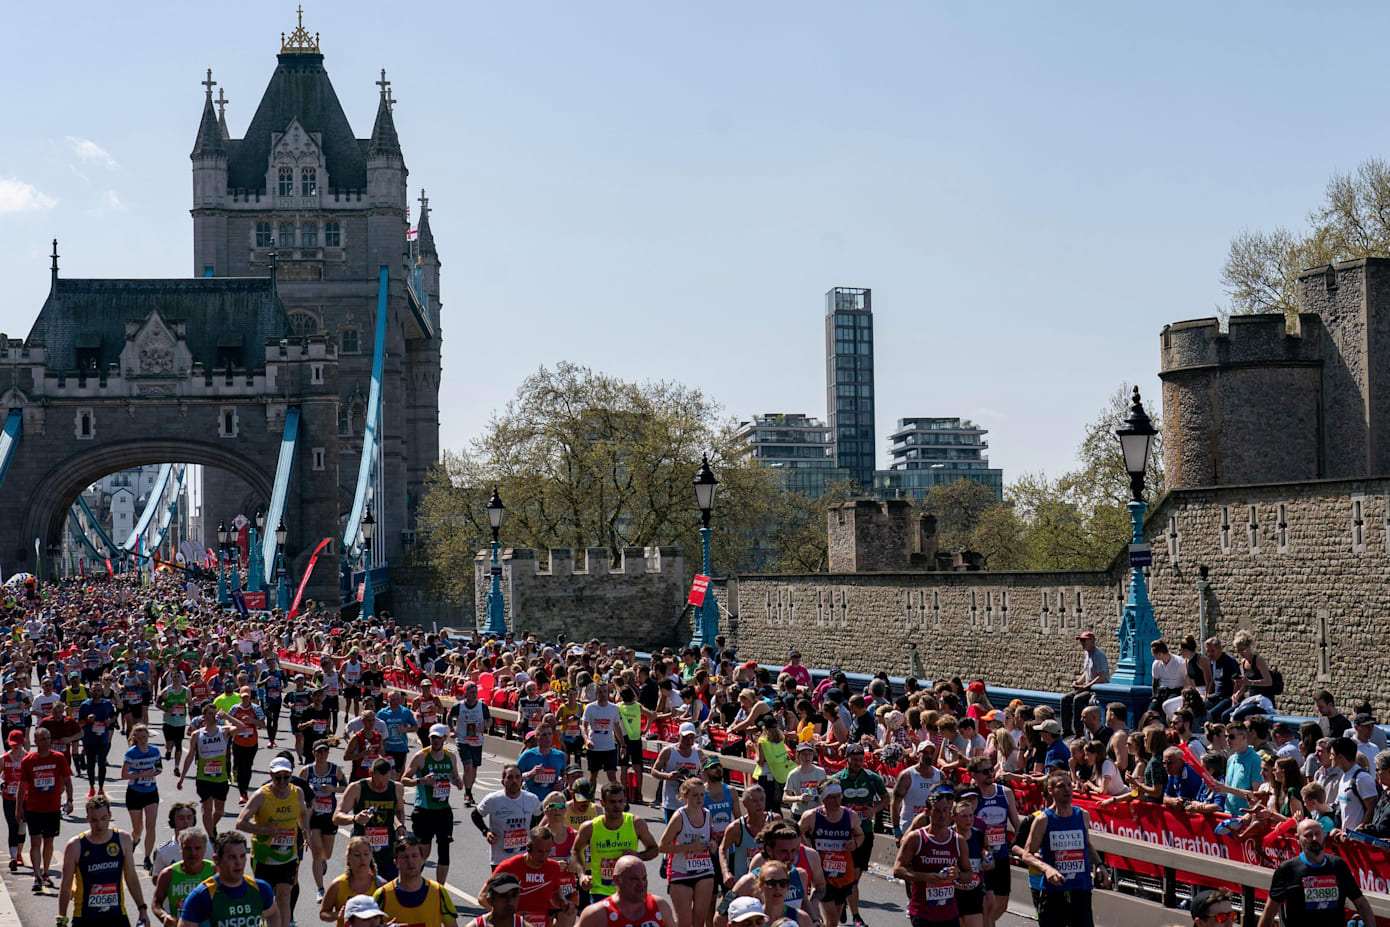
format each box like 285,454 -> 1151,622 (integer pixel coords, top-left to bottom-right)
1039,807 -> 1092,891
251,784 -> 305,865
204,875 -> 266,927
351,778 -> 400,856
375,878 -> 456,927
168,861 -> 213,916
588,813 -> 639,897
618,702 -> 643,741
414,750 -> 456,811
73,829 -> 127,918
195,729 -> 230,782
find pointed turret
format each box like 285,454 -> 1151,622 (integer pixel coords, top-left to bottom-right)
416,190 -> 436,257
367,90 -> 400,155
191,90 -> 225,158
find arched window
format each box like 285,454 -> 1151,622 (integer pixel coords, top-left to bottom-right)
278,166 -> 294,196
301,221 -> 318,247
301,167 -> 317,196
350,399 -> 366,436
338,403 -> 350,435
288,311 -> 320,335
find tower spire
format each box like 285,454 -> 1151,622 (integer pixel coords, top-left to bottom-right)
416,188 -> 436,256
191,70 -> 225,158
280,5 -> 321,54
215,87 -> 230,138
50,239 -> 59,289
367,69 -> 401,156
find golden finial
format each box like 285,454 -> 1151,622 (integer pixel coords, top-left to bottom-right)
281,5 -> 321,54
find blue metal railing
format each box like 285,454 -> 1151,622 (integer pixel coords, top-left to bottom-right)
121,463 -> 172,551
76,495 -> 123,557
146,464 -> 185,552
68,509 -> 105,560
342,265 -> 389,560
0,410 -> 21,492
260,409 -> 300,585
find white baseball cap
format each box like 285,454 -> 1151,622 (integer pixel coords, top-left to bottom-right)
728,897 -> 765,923
429,723 -> 449,739
268,758 -> 294,774
342,895 -> 386,921
679,722 -> 698,736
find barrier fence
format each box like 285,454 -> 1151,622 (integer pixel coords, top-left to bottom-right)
275,650 -> 1390,926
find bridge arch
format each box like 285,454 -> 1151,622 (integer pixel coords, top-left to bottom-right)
24,439 -> 274,570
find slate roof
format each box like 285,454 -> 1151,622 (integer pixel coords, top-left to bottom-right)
28,278 -> 293,372
226,52 -> 367,192
367,94 -> 400,156
191,95 -> 225,158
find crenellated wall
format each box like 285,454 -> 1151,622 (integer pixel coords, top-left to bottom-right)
475,546 -> 686,648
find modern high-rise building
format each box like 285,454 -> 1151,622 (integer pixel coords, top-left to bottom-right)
825,287 -> 876,490
735,413 -> 849,499
875,417 -> 1004,500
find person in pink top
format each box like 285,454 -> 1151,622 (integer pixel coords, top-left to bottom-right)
781,651 -> 811,691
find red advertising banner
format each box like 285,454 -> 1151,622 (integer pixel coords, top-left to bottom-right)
688,574 -> 710,606
242,590 -> 267,611
286,537 -> 333,620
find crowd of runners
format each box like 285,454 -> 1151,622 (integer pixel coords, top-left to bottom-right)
0,572 -> 1381,927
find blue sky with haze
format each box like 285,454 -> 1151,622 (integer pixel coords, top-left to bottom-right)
1,2 -> 1383,484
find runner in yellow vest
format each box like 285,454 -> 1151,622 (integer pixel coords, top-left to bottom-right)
235,757 -> 309,927
570,781 -> 658,898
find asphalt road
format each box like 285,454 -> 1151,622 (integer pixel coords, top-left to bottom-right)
0,717 -> 1038,927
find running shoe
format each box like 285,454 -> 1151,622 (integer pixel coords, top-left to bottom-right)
87,787 -> 95,799
8,859 -> 16,873
31,878 -> 40,893
316,889 -> 326,903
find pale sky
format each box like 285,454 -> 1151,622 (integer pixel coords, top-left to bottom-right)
0,2 -> 1382,485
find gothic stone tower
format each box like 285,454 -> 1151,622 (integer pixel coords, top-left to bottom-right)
189,12 -> 442,562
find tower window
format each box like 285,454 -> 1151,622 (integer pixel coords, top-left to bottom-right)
288,311 -> 320,335
301,221 -> 318,247
278,166 -> 293,197
278,222 -> 295,248
338,403 -> 350,436
301,167 -> 317,196
255,222 -> 273,248
324,222 -> 341,248
340,327 -> 360,354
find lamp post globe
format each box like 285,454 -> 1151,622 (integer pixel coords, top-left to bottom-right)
485,488 -> 508,635
216,521 -> 230,606
690,454 -> 720,649
1112,386 -> 1160,690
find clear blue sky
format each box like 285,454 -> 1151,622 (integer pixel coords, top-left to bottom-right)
0,2 -> 1380,484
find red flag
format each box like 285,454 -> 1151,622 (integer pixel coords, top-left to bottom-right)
287,537 -> 333,620
1178,742 -> 1221,788
104,558 -> 113,577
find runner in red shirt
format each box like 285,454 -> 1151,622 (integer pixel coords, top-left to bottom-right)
486,826 -> 568,927
2,730 -> 26,871
17,726 -> 74,891
575,856 -> 674,927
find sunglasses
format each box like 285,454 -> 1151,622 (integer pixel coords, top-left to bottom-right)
1200,913 -> 1236,925
761,878 -> 790,888
271,773 -> 291,781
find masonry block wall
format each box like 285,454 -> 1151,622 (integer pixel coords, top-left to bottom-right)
827,499 -> 937,572
475,546 -> 686,649
729,477 -> 1390,717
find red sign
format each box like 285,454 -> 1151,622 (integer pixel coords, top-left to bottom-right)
287,538 -> 333,620
242,590 -> 267,611
688,574 -> 710,607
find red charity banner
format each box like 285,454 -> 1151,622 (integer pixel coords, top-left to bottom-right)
286,537 -> 333,620
688,574 -> 710,606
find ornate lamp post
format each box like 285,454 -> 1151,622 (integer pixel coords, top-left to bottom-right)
360,506 -> 376,620
275,519 -> 290,611
485,488 -> 508,635
689,455 -> 720,649
1112,387 -> 1159,686
216,521 -> 230,606
248,508 -> 265,593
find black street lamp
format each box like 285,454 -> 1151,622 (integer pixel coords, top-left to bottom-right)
693,455 -> 718,529
690,454 -> 720,647
486,489 -> 507,634
1116,386 -> 1157,502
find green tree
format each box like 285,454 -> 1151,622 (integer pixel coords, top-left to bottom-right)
417,362 -> 783,608
1223,158 -> 1390,321
764,481 -> 858,574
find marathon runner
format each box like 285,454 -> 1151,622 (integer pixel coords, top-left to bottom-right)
373,835 -> 458,927
150,826 -> 211,927
299,739 -> 348,902
18,725 -> 74,892
449,682 -> 490,806
483,825 -> 569,927
235,757 -> 310,927
57,795 -> 148,927
830,744 -> 886,927
177,705 -> 250,838
334,758 -> 406,881
119,723 -> 163,870
574,856 -> 675,927
403,723 -> 463,885
571,781 -> 658,900
891,785 -> 971,927
798,782 -> 862,927
175,831 -> 279,927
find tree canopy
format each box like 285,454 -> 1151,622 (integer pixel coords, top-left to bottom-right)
1223,157 -> 1390,321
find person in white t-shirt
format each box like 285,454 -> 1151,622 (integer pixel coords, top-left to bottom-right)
472,764 -> 543,866
1148,640 -> 1188,714
581,683 -> 623,785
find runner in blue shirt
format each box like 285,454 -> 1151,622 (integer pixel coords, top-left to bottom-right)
77,682 -> 117,797
516,722 -> 568,800
375,690 -> 418,777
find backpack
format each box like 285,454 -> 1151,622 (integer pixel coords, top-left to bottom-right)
1266,666 -> 1284,696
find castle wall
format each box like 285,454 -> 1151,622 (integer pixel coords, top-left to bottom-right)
475,546 -> 686,650
728,477 -> 1390,717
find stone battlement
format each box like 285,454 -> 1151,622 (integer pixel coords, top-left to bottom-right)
1160,313 -> 1323,372
474,546 -> 686,647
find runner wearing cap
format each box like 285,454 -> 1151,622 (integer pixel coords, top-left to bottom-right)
484,825 -> 569,927
799,781 -> 863,927
235,756 -> 309,927
892,784 -> 971,927
403,723 -> 463,886
829,744 -> 886,927
784,742 -> 827,820
575,856 -> 675,927
175,830 -> 278,927
2,729 -> 26,872
1189,888 -> 1235,926
341,893 -> 389,927
701,756 -> 741,846
572,781 -> 658,899
966,756 -> 1018,925
474,872 -> 524,927
653,724 -> 703,818
298,740 -> 347,902
374,834 -> 458,927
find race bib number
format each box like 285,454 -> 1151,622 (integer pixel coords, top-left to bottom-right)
521,914 -> 548,927
822,850 -> 849,877
271,831 -> 296,849
3,783 -> 16,799
924,884 -> 954,903
35,775 -> 55,791
312,721 -> 327,733
366,826 -> 390,849
421,710 -> 437,725
87,882 -> 119,910
593,718 -> 610,732
314,795 -> 334,814
1302,874 -> 1340,909
170,704 -> 186,717
600,856 -> 618,883
465,723 -> 481,745
503,827 -> 527,851
91,722 -> 106,736
684,849 -> 712,874
535,767 -> 555,785
1049,829 -> 1086,875
432,782 -> 451,802
203,758 -> 224,778
986,824 -> 1007,851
